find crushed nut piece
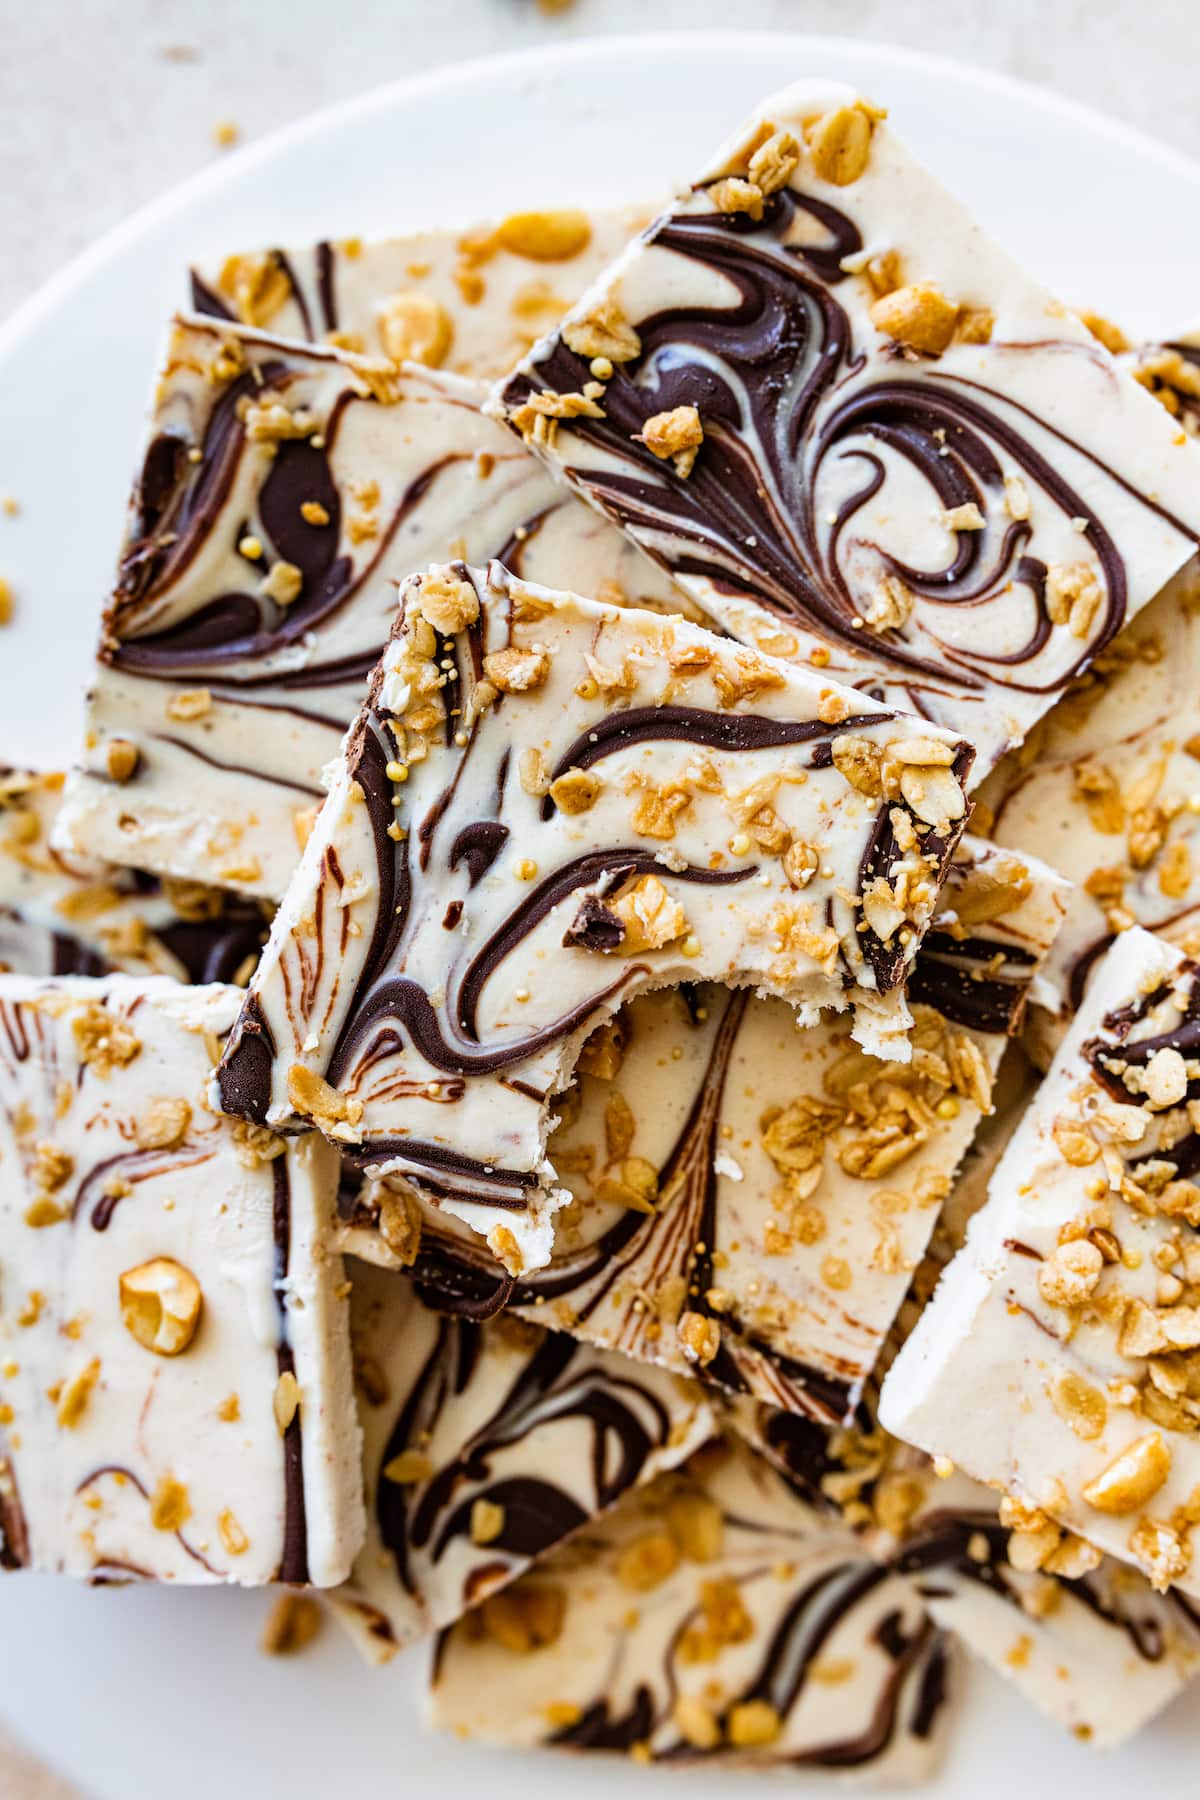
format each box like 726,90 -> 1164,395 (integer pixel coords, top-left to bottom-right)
807,103 -> 875,185
482,646 -> 550,693
870,284 -> 959,355
261,1593 -> 323,1655
677,1310 -> 720,1368
495,211 -> 592,261
1081,1432 -> 1171,1515
377,291 -> 454,367
481,1580 -> 566,1651
149,1474 -> 192,1532
120,1258 -> 203,1357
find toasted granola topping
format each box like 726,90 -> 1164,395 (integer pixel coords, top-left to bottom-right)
664,1491 -> 724,1563
639,406 -> 704,477
832,734 -> 883,797
135,1097 -> 193,1151
258,560 -> 303,608
216,252 -> 290,327
56,1357 -> 101,1429
377,1185 -> 422,1266
470,1498 -> 506,1545
677,1310 -> 720,1368
482,646 -> 550,693
611,875 -> 689,954
71,1004 -> 141,1076
1077,310 -> 1130,356
273,1370 -> 300,1435
709,177 -> 764,220
149,1474 -> 192,1532
382,1449 -> 434,1485
1128,1515 -> 1192,1591
562,299 -> 642,364
1046,562 -> 1102,639
748,127 -> 801,194
1037,1237 -> 1104,1307
287,1064 -> 364,1135
672,1695 -> 721,1749
727,1700 -> 782,1747
415,571 -> 480,636
548,767 -> 602,814
105,738 -> 140,783
617,1529 -> 680,1591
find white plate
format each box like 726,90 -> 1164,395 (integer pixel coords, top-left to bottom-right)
1,29 -> 1198,1800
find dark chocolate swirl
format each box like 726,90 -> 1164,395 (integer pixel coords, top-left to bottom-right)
501,191 -> 1197,701
372,1298 -> 686,1598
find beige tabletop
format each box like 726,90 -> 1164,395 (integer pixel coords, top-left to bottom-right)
0,1725 -> 82,1800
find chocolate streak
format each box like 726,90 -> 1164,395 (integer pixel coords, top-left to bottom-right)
402,879 -> 1044,1406
374,1305 -> 683,1600
272,1158 -> 309,1584
541,1541 -> 947,1767
502,189 -> 1196,699
0,1454 -> 29,1570
760,1416 -> 1192,1667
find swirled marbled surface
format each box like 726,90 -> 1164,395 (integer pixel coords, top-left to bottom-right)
342,836 -> 1066,1422
739,1394 -> 1200,1748
214,559 -> 973,1275
493,78 -> 1200,777
984,563 -> 1200,1065
331,1262 -> 712,1661
429,1434 -> 953,1776
55,316 -> 686,901
1,769 -> 272,984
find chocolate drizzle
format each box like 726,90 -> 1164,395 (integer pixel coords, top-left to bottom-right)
542,702 -> 892,817
404,990 -> 856,1426
214,991 -> 276,1124
501,187 -> 1197,711
0,1453 -> 29,1570
272,1157 -> 309,1584
907,929 -> 1038,1036
534,1509 -> 948,1766
372,1297 -> 684,1599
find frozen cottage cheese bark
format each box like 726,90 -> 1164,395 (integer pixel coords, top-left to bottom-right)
332,1263 -> 712,1662
0,974 -> 361,1585
358,838 -> 1066,1424
984,563 -> 1200,1060
491,80 -> 1200,778
1,769 -> 271,983
741,1053 -> 1200,1747
748,1397 -> 1200,1749
189,205 -> 651,379
213,560 -> 973,1275
428,1435 -> 954,1776
882,926 -> 1200,1599
54,316 -> 684,902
